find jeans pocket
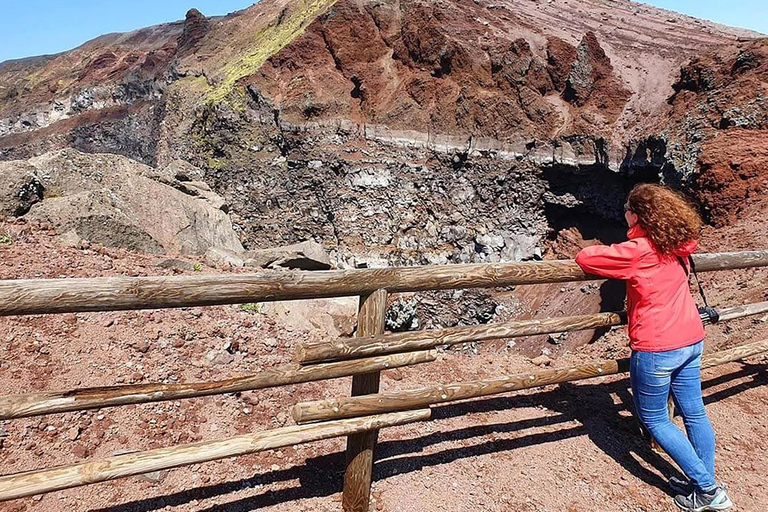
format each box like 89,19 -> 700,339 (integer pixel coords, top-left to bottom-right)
651,349 -> 678,376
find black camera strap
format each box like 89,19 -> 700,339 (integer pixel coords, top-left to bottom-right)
678,255 -> 719,323
687,256 -> 710,308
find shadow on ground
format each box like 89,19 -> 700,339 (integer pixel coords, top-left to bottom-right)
90,364 -> 767,512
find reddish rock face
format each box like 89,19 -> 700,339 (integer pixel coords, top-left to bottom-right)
0,0 -> 766,252
660,39 -> 768,224
252,2 -> 633,142
563,32 -> 631,113
177,8 -> 211,57
546,37 -> 578,92
0,0 -> 762,168
694,130 -> 768,226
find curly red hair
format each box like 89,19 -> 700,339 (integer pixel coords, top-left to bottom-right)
627,184 -> 703,255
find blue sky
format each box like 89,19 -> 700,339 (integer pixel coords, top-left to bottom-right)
0,1 -> 255,63
643,0 -> 767,35
0,0 -> 766,64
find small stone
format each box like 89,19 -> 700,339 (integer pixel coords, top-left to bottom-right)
137,469 -> 169,484
71,443 -> 89,458
134,340 -> 150,353
67,427 -> 80,441
243,393 -> 261,406
531,355 -> 552,366
206,350 -> 234,365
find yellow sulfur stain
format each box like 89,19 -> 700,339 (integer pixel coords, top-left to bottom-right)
206,0 -> 338,104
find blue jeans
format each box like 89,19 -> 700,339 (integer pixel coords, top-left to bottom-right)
630,340 -> 717,491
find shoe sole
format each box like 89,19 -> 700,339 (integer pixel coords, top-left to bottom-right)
673,497 -> 734,512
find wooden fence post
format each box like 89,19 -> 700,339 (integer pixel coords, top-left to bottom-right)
342,289 -> 387,512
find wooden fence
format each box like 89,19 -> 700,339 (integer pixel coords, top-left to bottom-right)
0,251 -> 767,510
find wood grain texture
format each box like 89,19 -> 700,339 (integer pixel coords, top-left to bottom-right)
343,290 -> 387,512
717,301 -> 768,322
298,312 -> 625,363
700,339 -> 768,368
0,409 -> 431,502
298,301 -> 768,364
2,251 -> 766,316
0,350 -> 436,420
293,339 -> 768,423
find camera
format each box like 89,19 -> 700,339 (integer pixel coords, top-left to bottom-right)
698,306 -> 720,325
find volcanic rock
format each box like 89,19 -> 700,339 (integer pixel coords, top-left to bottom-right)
0,149 -> 243,255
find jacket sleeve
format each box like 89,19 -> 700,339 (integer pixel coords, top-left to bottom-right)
673,239 -> 699,258
575,241 -> 640,280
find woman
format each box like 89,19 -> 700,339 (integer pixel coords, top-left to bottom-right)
575,184 -> 732,512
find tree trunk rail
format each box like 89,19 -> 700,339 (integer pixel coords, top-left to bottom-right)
3,301 -> 762,422
0,410 -> 431,503
343,289 -> 388,512
0,350 -> 436,421
1,251 -> 766,317
297,301 -> 768,364
1,250 -> 767,507
291,339 -> 768,424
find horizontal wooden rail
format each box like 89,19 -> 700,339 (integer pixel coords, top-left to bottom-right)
717,301 -> 768,322
0,409 -> 430,502
1,251 -> 766,316
0,350 -> 436,420
297,301 -> 768,364
292,339 -> 768,424
299,312 -> 626,364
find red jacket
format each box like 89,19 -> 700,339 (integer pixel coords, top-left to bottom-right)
575,225 -> 705,352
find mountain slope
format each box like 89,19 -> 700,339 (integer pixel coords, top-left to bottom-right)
0,0 -> 766,266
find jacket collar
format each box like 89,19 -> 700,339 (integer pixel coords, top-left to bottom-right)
627,224 -> 648,240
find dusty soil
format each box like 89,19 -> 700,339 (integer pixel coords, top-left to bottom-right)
1,198 -> 767,512
1,3 -> 767,511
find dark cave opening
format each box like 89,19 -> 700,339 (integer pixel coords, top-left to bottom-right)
542,163 -> 663,245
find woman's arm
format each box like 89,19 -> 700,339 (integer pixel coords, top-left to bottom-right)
575,240 -> 640,280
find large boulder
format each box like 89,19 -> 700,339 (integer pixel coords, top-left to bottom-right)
205,240 -> 332,270
243,241 -> 331,270
0,149 -> 243,255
